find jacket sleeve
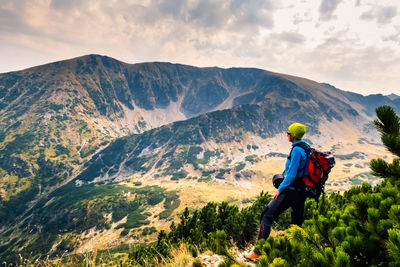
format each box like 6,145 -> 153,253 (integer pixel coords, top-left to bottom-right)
278,147 -> 302,193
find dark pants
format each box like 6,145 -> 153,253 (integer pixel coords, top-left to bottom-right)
258,189 -> 306,240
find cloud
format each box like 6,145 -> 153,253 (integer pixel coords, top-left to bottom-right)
158,0 -> 189,19
50,0 -> 85,11
361,5 -> 397,24
0,7 -> 26,33
0,0 -> 399,95
319,0 -> 342,20
0,1 -> 39,34
301,35 -> 400,94
383,26 -> 400,44
187,1 -> 231,29
292,12 -> 313,25
376,6 -> 397,24
228,0 -> 275,29
271,32 -> 306,44
0,0 -> 280,69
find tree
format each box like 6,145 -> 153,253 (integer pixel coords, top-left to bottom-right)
370,105 -> 400,183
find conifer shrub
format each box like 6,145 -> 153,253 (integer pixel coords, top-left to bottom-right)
142,226 -> 157,236
245,154 -> 259,163
120,228 -> 129,237
171,170 -> 188,180
269,257 -> 289,267
235,162 -> 246,172
192,258 -> 203,267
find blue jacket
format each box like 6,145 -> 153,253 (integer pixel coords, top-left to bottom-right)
278,140 -> 310,194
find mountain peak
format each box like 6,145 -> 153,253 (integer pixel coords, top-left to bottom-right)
387,93 -> 400,101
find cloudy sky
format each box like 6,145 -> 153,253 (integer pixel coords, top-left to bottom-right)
0,0 -> 399,95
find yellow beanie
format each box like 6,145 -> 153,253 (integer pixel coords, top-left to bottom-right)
288,123 -> 306,139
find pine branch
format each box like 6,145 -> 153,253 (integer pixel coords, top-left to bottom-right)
382,134 -> 400,158
370,158 -> 391,178
388,158 -> 400,180
370,158 -> 400,181
374,106 -> 400,136
371,106 -> 400,180
386,229 -> 400,264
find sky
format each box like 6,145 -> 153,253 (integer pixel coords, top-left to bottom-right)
0,0 -> 399,96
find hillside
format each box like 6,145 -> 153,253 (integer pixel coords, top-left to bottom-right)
0,55 -> 400,262
1,55 -> 398,205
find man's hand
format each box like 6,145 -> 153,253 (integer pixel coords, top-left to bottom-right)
274,191 -> 279,199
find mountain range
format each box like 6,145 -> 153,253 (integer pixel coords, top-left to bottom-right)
0,54 -> 399,261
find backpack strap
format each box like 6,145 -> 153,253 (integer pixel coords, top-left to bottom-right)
292,141 -> 311,154
290,142 -> 311,176
287,142 -> 311,189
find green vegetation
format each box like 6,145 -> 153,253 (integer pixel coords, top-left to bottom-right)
118,210 -> 149,229
142,226 -> 157,236
0,132 -> 38,155
186,148 -> 219,169
245,154 -> 259,164
246,144 -> 259,150
349,172 -> 379,186
120,228 -> 130,237
22,105 -> 399,267
0,183 -> 180,262
49,103 -> 63,112
77,120 -> 90,135
186,146 -> 203,169
335,151 -> 366,160
266,152 -> 288,158
159,191 -> 180,219
215,169 -> 231,179
235,162 -> 246,172
198,176 -> 212,183
54,144 -> 70,156
171,170 -> 188,180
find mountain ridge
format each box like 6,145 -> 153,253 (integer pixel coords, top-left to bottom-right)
1,54 -> 400,261
1,54 -> 399,211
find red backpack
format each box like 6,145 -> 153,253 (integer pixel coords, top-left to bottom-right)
293,143 -> 336,200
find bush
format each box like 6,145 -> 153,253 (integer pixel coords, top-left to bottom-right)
171,170 -> 188,180
120,228 -> 130,237
235,162 -> 246,172
245,155 -> 259,163
192,258 -> 203,267
142,226 -> 157,236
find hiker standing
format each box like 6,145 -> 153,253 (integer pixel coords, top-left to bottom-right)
245,123 -> 309,260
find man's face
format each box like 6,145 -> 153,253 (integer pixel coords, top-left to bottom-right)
287,132 -> 295,142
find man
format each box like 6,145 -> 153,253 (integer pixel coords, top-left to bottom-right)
244,122 -> 310,260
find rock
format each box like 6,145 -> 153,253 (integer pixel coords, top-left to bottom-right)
198,254 -> 225,267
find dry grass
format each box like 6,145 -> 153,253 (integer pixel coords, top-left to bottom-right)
73,216 -> 128,254
12,249 -> 132,267
161,243 -> 194,267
